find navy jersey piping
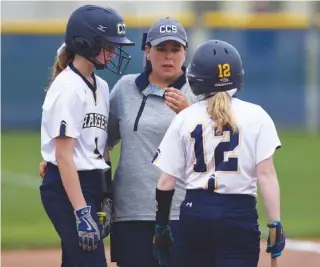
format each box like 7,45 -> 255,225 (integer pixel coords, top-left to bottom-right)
133,95 -> 148,131
69,63 -> 97,103
133,68 -> 187,131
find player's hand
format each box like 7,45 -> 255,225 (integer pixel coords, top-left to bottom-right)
74,206 -> 101,251
39,161 -> 48,178
266,221 -> 286,258
165,87 -> 190,114
153,224 -> 174,266
99,198 -> 114,239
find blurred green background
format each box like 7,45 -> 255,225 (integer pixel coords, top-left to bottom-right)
2,0 -> 320,252
2,130 -> 320,250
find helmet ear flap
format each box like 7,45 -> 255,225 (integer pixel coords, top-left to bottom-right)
72,37 -> 100,58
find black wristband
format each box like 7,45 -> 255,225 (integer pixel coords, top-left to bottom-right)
156,188 -> 175,226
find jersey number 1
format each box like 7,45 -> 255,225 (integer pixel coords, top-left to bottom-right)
94,137 -> 103,159
190,124 -> 239,173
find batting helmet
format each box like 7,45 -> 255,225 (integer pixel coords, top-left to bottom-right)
65,5 -> 135,74
187,40 -> 244,96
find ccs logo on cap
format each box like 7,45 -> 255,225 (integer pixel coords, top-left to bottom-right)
160,25 -> 177,33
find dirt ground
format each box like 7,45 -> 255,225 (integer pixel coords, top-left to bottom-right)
2,241 -> 320,267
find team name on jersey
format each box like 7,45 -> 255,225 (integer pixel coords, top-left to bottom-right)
82,113 -> 108,132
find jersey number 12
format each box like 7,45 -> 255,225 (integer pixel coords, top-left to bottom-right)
190,124 -> 239,173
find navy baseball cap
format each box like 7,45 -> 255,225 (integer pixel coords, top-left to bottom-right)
146,17 -> 188,47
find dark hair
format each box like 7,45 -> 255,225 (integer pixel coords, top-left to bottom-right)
144,43 -> 152,72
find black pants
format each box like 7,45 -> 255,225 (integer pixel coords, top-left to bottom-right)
110,220 -> 180,267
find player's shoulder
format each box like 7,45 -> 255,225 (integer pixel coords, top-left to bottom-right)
175,100 -> 207,123
50,68 -> 83,94
232,98 -> 273,123
94,74 -> 109,90
45,68 -> 88,105
232,97 -> 261,110
54,67 -> 80,84
233,97 -> 265,114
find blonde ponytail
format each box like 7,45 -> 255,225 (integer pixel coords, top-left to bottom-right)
46,46 -> 75,92
207,92 -> 238,133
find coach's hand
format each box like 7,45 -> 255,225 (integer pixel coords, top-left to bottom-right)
266,221 -> 286,258
100,198 -> 114,238
165,87 -> 190,114
74,205 -> 101,251
39,161 -> 47,178
153,224 -> 174,266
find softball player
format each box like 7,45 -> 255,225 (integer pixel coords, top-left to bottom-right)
40,5 -> 134,267
152,40 -> 286,267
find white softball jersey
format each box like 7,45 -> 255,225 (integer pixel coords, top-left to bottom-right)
41,65 -> 109,171
153,97 -> 281,197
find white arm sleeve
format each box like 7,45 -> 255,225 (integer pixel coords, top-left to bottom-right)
152,116 -> 186,179
42,85 -> 85,139
256,108 -> 281,164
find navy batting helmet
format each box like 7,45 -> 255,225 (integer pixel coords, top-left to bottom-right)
65,5 -> 135,74
187,40 -> 244,96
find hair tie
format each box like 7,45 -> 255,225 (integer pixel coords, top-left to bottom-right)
57,42 -> 67,57
227,88 -> 238,97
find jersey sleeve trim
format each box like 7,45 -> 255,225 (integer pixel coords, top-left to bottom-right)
58,120 -> 67,137
153,162 -> 182,180
256,144 -> 281,165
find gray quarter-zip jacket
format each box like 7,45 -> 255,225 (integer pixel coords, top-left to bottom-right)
108,70 -> 198,222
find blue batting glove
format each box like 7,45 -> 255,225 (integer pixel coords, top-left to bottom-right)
266,221 -> 286,258
74,206 -> 101,251
153,224 -> 174,266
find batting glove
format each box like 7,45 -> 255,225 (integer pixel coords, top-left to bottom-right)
100,198 -> 114,239
153,224 -> 174,266
74,206 -> 101,251
266,221 -> 286,258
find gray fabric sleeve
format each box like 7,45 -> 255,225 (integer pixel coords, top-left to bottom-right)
107,81 -> 122,148
107,112 -> 120,148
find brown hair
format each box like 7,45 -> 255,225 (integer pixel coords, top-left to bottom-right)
46,46 -> 75,92
207,92 -> 238,133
